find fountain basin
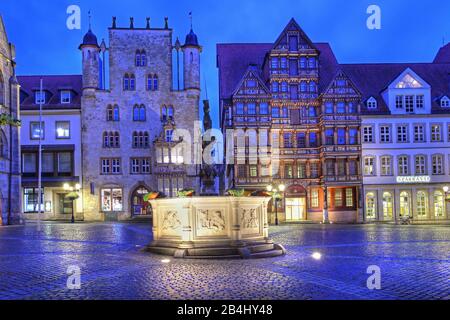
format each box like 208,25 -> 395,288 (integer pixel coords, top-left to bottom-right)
145,196 -> 286,259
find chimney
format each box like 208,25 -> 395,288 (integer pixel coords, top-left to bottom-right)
146,17 -> 150,29
112,17 -> 116,28
130,17 -> 134,29
164,17 -> 169,29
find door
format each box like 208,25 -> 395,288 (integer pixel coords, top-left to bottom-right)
131,186 -> 151,216
285,198 -> 305,221
400,191 -> 411,217
57,193 -> 72,215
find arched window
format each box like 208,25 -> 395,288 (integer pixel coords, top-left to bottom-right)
366,192 -> 376,219
103,132 -> 109,147
107,105 -> 113,121
129,74 -> 136,90
132,131 -> 138,148
147,74 -> 153,91
300,81 -> 307,92
133,104 -> 140,121
0,129 -> 7,158
367,97 -> 377,109
141,50 -> 147,66
0,72 -> 4,105
143,132 -> 149,147
103,132 -> 119,148
153,74 -> 158,91
434,191 -> 445,217
382,192 -> 393,219
416,191 -> 428,218
139,104 -> 146,121
135,50 -> 141,67
123,73 -> 130,91
400,191 -> 410,217
114,132 -> 120,147
113,105 -> 120,121
167,105 -> 174,120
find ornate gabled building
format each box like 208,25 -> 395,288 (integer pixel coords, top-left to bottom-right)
0,15 -> 21,225
217,19 -> 363,223
80,17 -> 201,221
218,18 -> 450,224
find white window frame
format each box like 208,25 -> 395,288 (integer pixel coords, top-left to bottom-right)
60,91 -> 71,104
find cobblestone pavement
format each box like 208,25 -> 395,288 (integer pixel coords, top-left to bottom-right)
0,222 -> 448,300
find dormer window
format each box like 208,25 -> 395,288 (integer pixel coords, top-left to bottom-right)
395,74 -> 422,89
367,97 -> 377,109
35,91 -> 46,105
441,96 -> 450,108
60,91 -> 71,104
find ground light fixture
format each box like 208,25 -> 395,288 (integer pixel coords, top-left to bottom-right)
312,252 -> 322,260
161,259 -> 171,264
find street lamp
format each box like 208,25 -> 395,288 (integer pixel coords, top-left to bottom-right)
64,183 -> 81,223
267,184 -> 286,226
443,186 -> 449,194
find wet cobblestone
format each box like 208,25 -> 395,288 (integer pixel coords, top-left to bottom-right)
0,222 -> 448,300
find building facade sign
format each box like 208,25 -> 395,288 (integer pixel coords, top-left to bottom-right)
396,176 -> 431,184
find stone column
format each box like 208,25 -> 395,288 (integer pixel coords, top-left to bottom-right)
428,187 -> 434,221
411,188 -> 416,220
322,186 -> 329,223
377,189 -> 384,221
177,199 -> 194,254
262,198 -> 271,242
394,188 -> 400,223
230,198 -> 244,246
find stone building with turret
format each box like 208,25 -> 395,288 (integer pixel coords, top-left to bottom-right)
80,17 -> 202,221
0,15 -> 21,225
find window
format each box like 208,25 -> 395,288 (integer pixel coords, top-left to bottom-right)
434,191 -> 445,217
309,132 -> 318,148
337,160 -> 346,176
382,192 -> 393,218
336,102 -> 345,114
349,129 -> 358,145
60,91 -> 71,104
414,125 -> 425,142
123,73 -> 135,91
133,104 -> 146,121
0,130 -> 6,158
310,189 -> 319,208
112,158 -> 121,174
30,122 -> 44,140
42,153 -> 54,176
101,188 -> 123,212
284,164 -> 293,178
162,105 -> 174,122
281,82 -> 288,93
397,125 -> 408,143
308,57 -> 316,69
165,130 -> 173,142
308,106 -> 316,117
35,91 -> 45,104
132,131 -> 149,148
416,95 -> 424,109
348,102 -> 357,113
309,81 -> 317,93
441,96 -> 450,108
396,74 -> 422,88
348,160 -> 357,175
135,50 -> 147,67
380,126 -> 391,143
247,103 -> 256,115
337,128 -> 346,145
432,154 -> 444,175
363,126 -> 373,143
334,189 -> 343,207
271,107 -> 280,118
296,132 -> 306,148
238,165 -> 246,177
396,95 -> 403,109
367,97 -> 377,109
431,124 -> 442,142
283,133 -> 293,148
271,58 -> 279,69
326,160 -> 335,176
405,95 -> 414,113
345,189 -> 354,208
310,162 -> 319,178
56,121 -> 70,139
130,158 -> 152,174
147,74 -> 158,91
56,152 -> 72,175
101,159 -> 110,174
325,102 -> 333,114
23,188 -> 44,213
297,162 -> 306,178
271,82 -> 278,93
416,191 -> 428,218
366,193 -> 376,219
103,132 -> 120,148
415,155 -> 426,175
282,107 -> 289,118
380,156 -> 392,176
300,57 -> 306,69
22,153 -> 37,174
400,191 -> 410,217
364,157 -> 375,176
398,156 -> 409,175
236,103 -> 244,115
325,129 -> 334,145
259,103 -> 268,115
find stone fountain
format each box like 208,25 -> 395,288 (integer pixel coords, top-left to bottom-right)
145,196 -> 286,259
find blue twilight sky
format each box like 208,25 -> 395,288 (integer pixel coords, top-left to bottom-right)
1,0 -> 450,127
